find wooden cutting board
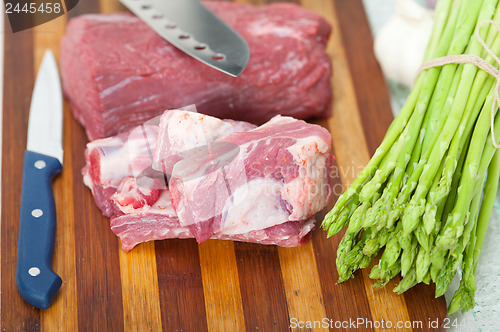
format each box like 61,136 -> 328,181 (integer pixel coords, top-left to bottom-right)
1,0 -> 447,331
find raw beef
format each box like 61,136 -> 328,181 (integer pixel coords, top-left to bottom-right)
159,114 -> 334,242
110,182 -> 316,251
153,109 -> 257,176
83,109 -> 326,251
82,122 -> 160,217
61,1 -> 332,140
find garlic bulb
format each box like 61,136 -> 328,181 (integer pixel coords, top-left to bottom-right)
374,0 -> 434,87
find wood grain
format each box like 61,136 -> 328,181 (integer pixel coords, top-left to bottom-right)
71,148 -> 125,332
119,242 -> 162,332
155,239 -> 208,332
278,243 -> 328,331
199,240 -> 245,331
329,1 -> 414,330
234,243 -> 290,330
33,14 -> 80,332
1,23 -> 38,332
302,1 -> 381,327
0,0 -> 448,331
333,0 -> 394,155
331,1 -> 447,330
301,0 -> 370,188
67,2 -> 126,331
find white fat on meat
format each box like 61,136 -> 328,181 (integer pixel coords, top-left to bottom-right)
166,112 -> 236,149
113,179 -> 176,216
153,110 -> 256,174
282,135 -> 331,221
84,135 -> 131,188
220,178 -> 290,235
84,124 -> 158,188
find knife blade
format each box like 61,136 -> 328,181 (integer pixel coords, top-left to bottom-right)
119,0 -> 250,77
16,50 -> 63,309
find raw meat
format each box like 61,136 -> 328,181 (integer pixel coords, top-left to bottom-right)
160,114 -> 334,242
110,181 -> 316,251
82,122 -> 160,217
153,109 -> 257,176
83,109 -> 326,251
61,1 -> 332,140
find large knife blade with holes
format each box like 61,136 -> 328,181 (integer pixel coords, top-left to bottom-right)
16,50 -> 63,309
119,0 -> 250,77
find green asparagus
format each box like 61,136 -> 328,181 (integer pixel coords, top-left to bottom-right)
322,0 -> 500,313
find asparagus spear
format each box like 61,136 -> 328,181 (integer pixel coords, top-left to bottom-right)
449,150 -> 500,314
322,0 -> 500,314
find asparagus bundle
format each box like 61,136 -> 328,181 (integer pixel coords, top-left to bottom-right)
322,0 -> 500,314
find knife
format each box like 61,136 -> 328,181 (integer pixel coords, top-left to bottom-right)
119,0 -> 250,77
16,50 -> 63,309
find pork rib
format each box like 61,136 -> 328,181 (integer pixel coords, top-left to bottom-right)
161,114 -> 333,242
83,110 -> 328,251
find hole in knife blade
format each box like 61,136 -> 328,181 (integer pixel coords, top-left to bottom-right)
141,4 -> 151,10
165,23 -> 177,29
152,14 -> 163,19
212,54 -> 225,61
194,44 -> 207,50
178,34 -> 190,39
